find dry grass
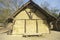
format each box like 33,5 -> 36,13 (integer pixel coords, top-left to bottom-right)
0,30 -> 60,40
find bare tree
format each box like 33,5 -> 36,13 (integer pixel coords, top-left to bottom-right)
41,1 -> 59,17
0,0 -> 24,22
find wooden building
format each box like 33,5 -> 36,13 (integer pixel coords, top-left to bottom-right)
6,0 -> 56,35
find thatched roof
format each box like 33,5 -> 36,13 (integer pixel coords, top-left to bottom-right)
8,0 -> 57,21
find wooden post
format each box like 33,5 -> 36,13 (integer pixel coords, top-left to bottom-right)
36,20 -> 38,33
24,20 -> 26,33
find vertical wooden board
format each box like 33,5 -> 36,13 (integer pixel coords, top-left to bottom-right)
26,20 -> 36,35
12,20 -> 24,34
38,20 -> 49,34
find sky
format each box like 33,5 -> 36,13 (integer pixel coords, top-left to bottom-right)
33,0 -> 60,10
46,0 -> 60,9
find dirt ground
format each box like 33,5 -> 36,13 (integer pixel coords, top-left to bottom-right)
0,30 -> 60,40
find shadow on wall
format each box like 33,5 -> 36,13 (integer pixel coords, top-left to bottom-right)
29,5 -> 49,27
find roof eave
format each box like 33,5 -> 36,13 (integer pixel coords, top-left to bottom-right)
9,0 -> 57,20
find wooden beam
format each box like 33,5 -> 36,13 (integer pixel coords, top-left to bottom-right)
25,10 -> 32,19
24,20 -> 26,33
36,20 -> 38,33
14,19 -> 47,20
